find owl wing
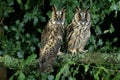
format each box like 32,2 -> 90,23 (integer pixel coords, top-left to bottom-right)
41,25 -> 49,41
40,24 -> 64,73
41,24 -> 53,47
66,23 -> 74,42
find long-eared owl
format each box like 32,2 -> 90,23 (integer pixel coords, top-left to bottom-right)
66,7 -> 91,55
39,5 -> 66,73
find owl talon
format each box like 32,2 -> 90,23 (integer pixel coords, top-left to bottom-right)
79,49 -> 88,53
57,51 -> 63,55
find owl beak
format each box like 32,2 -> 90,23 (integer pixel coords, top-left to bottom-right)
57,17 -> 62,21
81,22 -> 85,25
81,19 -> 86,25
56,17 -> 62,24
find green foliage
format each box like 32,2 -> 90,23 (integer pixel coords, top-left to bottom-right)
0,0 -> 120,79
39,53 -> 120,80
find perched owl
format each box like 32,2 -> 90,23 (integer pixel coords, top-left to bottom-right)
39,5 -> 66,73
66,7 -> 91,55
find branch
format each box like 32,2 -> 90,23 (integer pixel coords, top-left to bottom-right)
0,53 -> 120,73
56,52 -> 120,66
79,52 -> 120,64
0,55 -> 39,73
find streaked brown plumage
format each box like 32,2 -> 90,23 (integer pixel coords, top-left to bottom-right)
66,7 -> 91,55
39,5 -> 66,73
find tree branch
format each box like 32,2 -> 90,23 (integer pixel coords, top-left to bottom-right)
0,53 -> 120,73
56,52 -> 120,65
0,55 -> 39,73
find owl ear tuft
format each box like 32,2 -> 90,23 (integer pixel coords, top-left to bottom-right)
85,8 -> 90,13
52,5 -> 57,11
61,6 -> 66,12
75,6 -> 81,12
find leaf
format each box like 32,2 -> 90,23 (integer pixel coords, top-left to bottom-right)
112,72 -> 120,80
55,61 -> 74,80
0,51 -> 3,55
113,38 -> 118,42
94,70 -> 100,80
48,75 -> 54,80
40,16 -> 46,22
97,39 -> 103,46
110,4 -> 118,11
4,25 -> 8,31
37,28 -> 42,33
33,17 -> 38,25
55,64 -> 69,80
11,26 -> 16,31
9,71 -> 19,80
25,0 -> 36,10
26,33 -> 30,38
17,0 -> 22,5
84,64 -> 90,73
25,54 -> 37,65
95,26 -> 102,35
17,50 -> 24,58
7,0 -> 14,6
9,75 -> 14,80
15,33 -> 19,40
109,24 -> 114,33
68,76 -> 74,80
101,66 -> 108,73
30,46 -> 35,52
47,11 -> 52,19
40,73 -> 48,80
27,75 -> 36,80
18,71 -> 25,80
103,30 -> 109,34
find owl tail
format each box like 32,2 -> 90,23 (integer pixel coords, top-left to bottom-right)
39,58 -> 54,74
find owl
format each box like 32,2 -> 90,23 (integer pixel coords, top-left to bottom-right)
39,5 -> 66,73
66,7 -> 91,55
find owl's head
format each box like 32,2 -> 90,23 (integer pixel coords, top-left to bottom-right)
73,7 -> 91,26
51,5 -> 66,25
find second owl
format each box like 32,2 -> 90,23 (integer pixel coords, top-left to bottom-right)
66,7 -> 91,55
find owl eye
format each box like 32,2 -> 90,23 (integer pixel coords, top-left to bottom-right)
85,13 -> 88,19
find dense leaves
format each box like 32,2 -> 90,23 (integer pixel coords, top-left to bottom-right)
0,0 -> 120,80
